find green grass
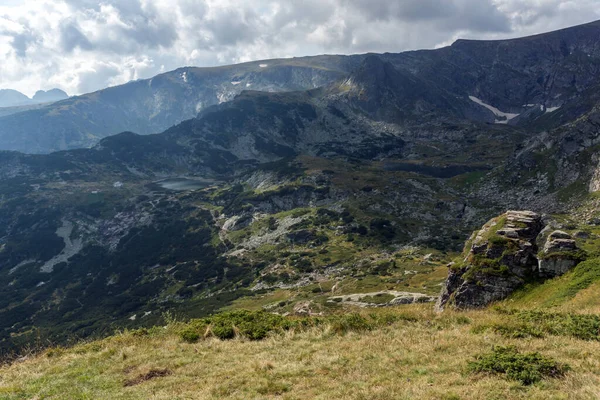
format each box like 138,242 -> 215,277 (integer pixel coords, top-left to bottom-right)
509,257 -> 600,308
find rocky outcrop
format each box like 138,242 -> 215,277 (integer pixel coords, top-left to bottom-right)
437,211 -> 588,310
222,214 -> 254,232
329,291 -> 437,308
437,211 -> 544,310
538,231 -> 585,277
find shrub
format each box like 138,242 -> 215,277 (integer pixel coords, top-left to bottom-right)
467,346 -> 570,385
206,310 -> 292,340
180,329 -> 202,343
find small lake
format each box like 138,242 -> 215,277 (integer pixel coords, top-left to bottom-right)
153,178 -> 216,191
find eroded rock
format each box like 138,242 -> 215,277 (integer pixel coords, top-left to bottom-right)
538,230 -> 585,278
436,211 -> 543,311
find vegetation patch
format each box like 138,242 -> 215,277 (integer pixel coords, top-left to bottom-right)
538,249 -> 587,261
475,309 -> 600,341
180,310 -> 293,342
178,309 -> 423,343
467,346 -> 570,385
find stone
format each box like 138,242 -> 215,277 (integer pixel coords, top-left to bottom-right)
548,230 -> 572,240
538,258 -> 579,277
437,210 -> 543,311
574,231 -> 590,239
538,230 -> 583,278
222,214 -> 253,231
292,301 -> 314,316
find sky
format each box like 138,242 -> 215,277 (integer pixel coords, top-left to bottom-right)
0,0 -> 599,97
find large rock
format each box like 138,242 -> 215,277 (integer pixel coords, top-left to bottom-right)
538,230 -> 585,277
436,211 -> 544,311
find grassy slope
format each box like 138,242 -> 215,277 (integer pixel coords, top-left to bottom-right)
2,301 -> 600,400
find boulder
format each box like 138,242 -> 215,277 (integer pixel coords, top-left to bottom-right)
222,214 -> 253,231
437,211 -> 544,311
538,230 -> 585,277
286,229 -> 316,244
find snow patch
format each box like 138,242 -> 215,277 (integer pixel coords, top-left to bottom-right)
181,71 -> 188,83
259,64 -> 268,68
469,96 -> 520,124
546,106 -> 561,113
113,181 -> 123,188
129,314 -> 137,321
246,83 -> 252,87
231,81 -> 242,86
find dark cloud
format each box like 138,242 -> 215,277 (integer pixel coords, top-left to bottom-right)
60,21 -> 93,52
345,0 -> 510,32
10,32 -> 34,57
204,8 -> 259,46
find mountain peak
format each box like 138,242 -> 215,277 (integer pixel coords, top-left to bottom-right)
0,89 -> 30,108
32,89 -> 68,103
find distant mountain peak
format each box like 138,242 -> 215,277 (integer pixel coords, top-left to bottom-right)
0,89 -> 30,108
32,89 -> 68,103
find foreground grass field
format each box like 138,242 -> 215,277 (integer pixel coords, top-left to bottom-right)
1,302 -> 600,400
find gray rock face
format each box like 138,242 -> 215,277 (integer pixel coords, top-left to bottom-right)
437,211 -> 544,311
222,214 -> 254,232
438,213 -> 588,310
538,230 -> 584,278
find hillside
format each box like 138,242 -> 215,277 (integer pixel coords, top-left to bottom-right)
2,20 -> 600,393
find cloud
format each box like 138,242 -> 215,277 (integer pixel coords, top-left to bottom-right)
0,0 -> 599,97
60,20 -> 93,52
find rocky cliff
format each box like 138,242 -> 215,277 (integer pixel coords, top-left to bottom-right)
437,211 -> 585,310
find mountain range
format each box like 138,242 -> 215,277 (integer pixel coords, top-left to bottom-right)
2,20 -> 600,356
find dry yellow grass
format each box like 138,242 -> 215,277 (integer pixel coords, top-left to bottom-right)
1,305 -> 600,400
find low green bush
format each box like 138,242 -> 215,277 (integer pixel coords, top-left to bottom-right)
328,313 -> 372,334
178,309 -> 422,343
467,346 -> 570,385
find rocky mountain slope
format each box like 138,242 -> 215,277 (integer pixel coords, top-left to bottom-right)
0,56 -> 362,154
5,20 -> 600,155
2,20 -> 600,355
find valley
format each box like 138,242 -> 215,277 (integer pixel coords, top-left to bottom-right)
1,18 -> 600,399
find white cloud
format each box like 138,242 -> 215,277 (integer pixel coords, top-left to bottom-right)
0,0 -> 598,97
